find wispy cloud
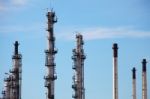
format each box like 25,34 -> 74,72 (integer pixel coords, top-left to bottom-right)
0,0 -> 27,11
56,27 -> 150,40
12,0 -> 27,6
0,4 -> 5,11
1,24 -> 150,40
0,23 -> 45,39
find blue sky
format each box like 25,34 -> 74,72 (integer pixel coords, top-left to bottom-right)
0,0 -> 150,99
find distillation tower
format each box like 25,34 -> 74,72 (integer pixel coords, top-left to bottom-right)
132,67 -> 136,99
44,10 -> 57,99
0,41 -> 22,99
142,59 -> 147,99
112,43 -> 118,99
72,34 -> 86,99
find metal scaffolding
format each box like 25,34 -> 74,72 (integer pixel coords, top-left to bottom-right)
44,10 -> 57,99
72,34 -> 86,99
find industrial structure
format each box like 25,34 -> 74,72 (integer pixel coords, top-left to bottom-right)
132,67 -> 136,99
0,41 -> 22,99
142,59 -> 147,99
72,34 -> 86,99
0,8 -> 149,99
44,10 -> 57,99
112,43 -> 118,99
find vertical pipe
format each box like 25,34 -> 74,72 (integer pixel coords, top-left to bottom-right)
112,43 -> 118,99
132,67 -> 136,99
142,59 -> 147,99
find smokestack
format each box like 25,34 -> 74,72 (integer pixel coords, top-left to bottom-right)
142,59 -> 147,99
112,43 -> 118,99
132,67 -> 136,99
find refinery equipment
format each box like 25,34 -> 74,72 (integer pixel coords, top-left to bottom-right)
44,10 -> 57,99
72,34 -> 86,99
112,43 -> 118,99
132,67 -> 136,99
0,41 -> 22,99
142,59 -> 147,99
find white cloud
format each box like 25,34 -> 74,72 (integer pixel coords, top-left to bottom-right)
0,5 -> 5,11
12,0 -> 26,6
0,0 -> 27,11
56,27 -> 150,40
1,25 -> 150,41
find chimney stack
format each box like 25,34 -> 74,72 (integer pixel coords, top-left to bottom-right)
142,59 -> 147,99
112,43 -> 118,99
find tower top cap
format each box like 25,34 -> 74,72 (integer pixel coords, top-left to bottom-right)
142,59 -> 147,63
112,43 -> 118,49
142,59 -> 147,72
14,41 -> 19,55
76,33 -> 82,38
132,67 -> 136,79
14,41 -> 19,46
132,67 -> 136,72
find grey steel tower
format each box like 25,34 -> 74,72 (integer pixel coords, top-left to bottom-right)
44,10 -> 57,99
72,34 -> 86,99
10,41 -> 22,99
1,41 -> 22,99
142,59 -> 147,99
112,43 -> 118,99
132,67 -> 136,99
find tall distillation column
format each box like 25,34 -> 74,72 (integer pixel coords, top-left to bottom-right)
112,43 -> 118,99
142,59 -> 147,99
0,41 -> 22,99
10,41 -> 22,99
72,34 -> 86,99
44,10 -> 57,99
132,67 -> 136,99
